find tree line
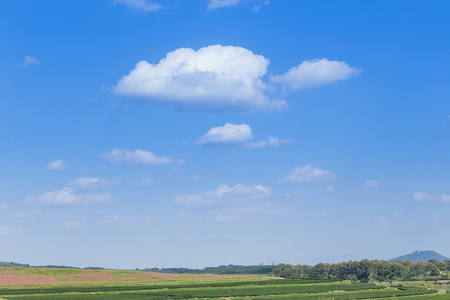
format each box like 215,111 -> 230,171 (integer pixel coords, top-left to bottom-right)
271,259 -> 450,281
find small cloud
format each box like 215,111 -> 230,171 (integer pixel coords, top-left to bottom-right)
270,58 -> 361,91
195,123 -> 253,145
25,187 -> 113,206
247,136 -> 293,148
0,226 -> 22,235
208,0 -> 241,9
47,160 -> 66,170
366,217 -> 390,227
413,192 -> 433,202
64,221 -> 85,229
69,177 -> 100,189
174,183 -> 271,206
363,179 -> 381,189
0,203 -> 8,211
195,123 -> 292,148
100,215 -> 135,225
19,56 -> 40,68
113,0 -> 161,12
144,215 -> 154,222
280,164 -> 336,183
439,194 -> 450,203
101,148 -> 173,166
392,211 -> 403,219
326,185 -> 335,193
208,0 -> 268,10
14,210 -> 28,218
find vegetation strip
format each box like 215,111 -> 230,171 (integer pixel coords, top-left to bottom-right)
0,279 -> 339,296
1,283 -> 385,299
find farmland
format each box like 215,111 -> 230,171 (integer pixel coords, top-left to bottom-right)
0,267 -> 449,299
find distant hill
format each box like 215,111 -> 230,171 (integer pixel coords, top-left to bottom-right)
0,261 -> 29,268
391,250 -> 449,262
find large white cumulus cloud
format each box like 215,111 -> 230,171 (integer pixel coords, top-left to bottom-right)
114,45 -> 287,111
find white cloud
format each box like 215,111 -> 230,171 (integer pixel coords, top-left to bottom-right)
413,192 -> 432,202
208,0 -> 268,10
70,176 -> 154,188
174,183 -> 271,206
19,56 -> 40,68
0,203 -> 8,211
247,136 -> 293,148
195,123 -> 292,148
14,210 -> 28,218
270,58 -> 362,91
144,215 -> 154,222
195,123 -> 253,145
101,148 -> 173,165
326,185 -> 335,193
114,45 -> 286,112
392,211 -> 403,218
439,194 -> 450,203
0,226 -> 22,235
363,179 -> 381,189
113,0 -> 161,12
281,165 -> 336,183
26,187 -> 112,206
208,0 -> 241,9
47,160 -> 66,170
69,177 -> 101,189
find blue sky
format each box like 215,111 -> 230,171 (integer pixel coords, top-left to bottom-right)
1,0 -> 450,269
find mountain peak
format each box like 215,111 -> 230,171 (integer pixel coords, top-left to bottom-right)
391,250 -> 449,262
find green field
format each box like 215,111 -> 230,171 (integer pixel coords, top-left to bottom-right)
0,267 -> 449,299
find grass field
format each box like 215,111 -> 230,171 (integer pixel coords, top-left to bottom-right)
0,267 -> 448,299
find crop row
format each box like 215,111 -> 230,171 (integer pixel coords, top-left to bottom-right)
251,288 -> 438,300
5,287 -> 440,300
1,283 -> 383,299
0,278 -> 338,296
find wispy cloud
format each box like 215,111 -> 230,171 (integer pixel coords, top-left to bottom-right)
363,179 -> 382,189
101,148 -> 175,165
19,56 -> 40,68
270,58 -> 361,91
413,192 -> 450,203
0,226 -> 23,236
413,192 -> 433,202
208,0 -> 241,9
25,187 -> 113,206
247,136 -> 293,148
195,123 -> 292,148
208,0 -> 269,11
69,176 -> 154,189
47,160 -> 66,170
0,203 -> 8,211
280,165 -> 336,183
174,183 -> 271,206
113,0 -> 161,12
